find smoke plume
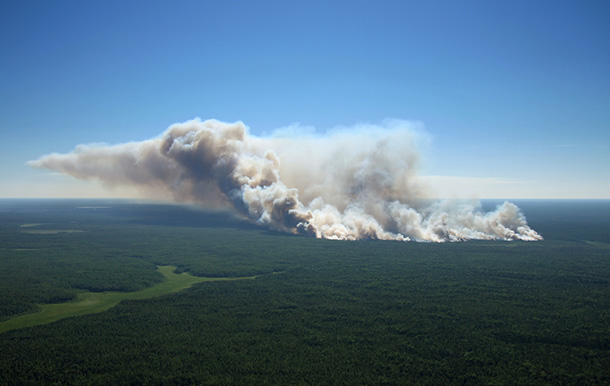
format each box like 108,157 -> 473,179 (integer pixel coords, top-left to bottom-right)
29,118 -> 542,242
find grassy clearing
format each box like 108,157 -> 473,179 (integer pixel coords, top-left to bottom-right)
20,229 -> 84,234
584,240 -> 610,249
0,266 -> 258,334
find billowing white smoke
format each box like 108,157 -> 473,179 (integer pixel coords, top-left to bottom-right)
28,118 -> 542,242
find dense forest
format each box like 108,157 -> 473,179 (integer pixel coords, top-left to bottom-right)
0,199 -> 609,385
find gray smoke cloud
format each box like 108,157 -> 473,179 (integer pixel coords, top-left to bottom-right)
28,118 -> 542,242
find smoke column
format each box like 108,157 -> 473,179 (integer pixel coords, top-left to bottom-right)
29,118 -> 542,242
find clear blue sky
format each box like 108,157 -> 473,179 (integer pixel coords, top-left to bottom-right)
1,0 -> 609,198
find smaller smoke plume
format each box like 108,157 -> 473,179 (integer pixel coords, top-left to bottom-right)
29,118 -> 542,242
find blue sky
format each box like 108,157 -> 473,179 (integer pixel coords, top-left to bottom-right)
1,0 -> 609,198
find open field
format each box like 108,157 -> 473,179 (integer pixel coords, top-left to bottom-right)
0,266 -> 258,334
20,229 -> 84,234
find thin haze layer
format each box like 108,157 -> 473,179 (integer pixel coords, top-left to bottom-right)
29,119 -> 542,242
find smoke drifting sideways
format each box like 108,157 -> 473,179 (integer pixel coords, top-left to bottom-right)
28,118 -> 542,242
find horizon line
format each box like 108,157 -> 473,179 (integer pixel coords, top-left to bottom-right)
1,197 -> 609,201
